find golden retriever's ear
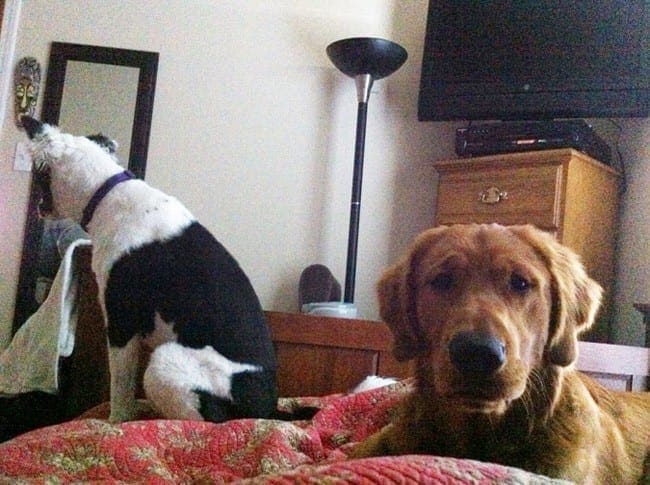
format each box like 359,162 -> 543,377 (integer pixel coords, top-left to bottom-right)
511,225 -> 603,367
377,257 -> 421,361
378,228 -> 446,361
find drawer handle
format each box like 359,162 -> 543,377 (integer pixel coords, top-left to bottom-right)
479,187 -> 508,204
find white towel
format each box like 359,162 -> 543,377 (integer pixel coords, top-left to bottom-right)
0,238 -> 92,395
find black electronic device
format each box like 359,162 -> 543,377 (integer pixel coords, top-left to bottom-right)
418,1 -> 649,121
455,120 -> 612,165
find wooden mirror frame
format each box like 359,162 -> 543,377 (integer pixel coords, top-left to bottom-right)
12,42 -> 158,334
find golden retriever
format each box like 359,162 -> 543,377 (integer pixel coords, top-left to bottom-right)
351,224 -> 650,484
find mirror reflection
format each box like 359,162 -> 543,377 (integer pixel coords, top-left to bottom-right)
60,61 -> 139,162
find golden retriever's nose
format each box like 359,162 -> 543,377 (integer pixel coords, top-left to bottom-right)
449,331 -> 506,376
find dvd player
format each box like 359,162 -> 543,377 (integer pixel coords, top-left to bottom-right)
455,120 -> 612,165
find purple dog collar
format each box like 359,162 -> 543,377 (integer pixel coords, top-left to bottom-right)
80,170 -> 135,230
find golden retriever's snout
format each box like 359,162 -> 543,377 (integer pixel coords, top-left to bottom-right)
449,331 -> 506,376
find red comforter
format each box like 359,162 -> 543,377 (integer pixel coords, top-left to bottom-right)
0,380 -> 565,483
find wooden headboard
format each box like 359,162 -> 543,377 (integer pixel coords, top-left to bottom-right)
61,247 -> 649,420
575,340 -> 649,391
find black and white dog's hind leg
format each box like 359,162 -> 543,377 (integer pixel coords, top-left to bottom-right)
143,342 -> 277,421
107,337 -> 142,422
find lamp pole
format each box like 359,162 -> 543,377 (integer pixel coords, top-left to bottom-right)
343,74 -> 373,303
326,37 -> 407,305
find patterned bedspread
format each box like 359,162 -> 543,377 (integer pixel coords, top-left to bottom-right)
0,380 -> 567,483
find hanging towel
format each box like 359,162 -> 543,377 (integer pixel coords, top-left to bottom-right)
0,238 -> 92,395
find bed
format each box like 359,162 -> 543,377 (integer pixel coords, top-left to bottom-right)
1,247 -> 648,483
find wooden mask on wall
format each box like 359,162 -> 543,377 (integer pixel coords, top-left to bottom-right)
14,56 -> 41,127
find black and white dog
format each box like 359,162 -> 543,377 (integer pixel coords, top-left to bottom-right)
22,117 -> 279,423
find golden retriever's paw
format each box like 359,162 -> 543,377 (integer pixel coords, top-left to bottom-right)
348,426 -> 398,459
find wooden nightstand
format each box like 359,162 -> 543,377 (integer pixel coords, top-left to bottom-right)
433,149 -> 621,342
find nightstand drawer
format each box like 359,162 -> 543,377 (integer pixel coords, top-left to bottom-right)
435,163 -> 561,229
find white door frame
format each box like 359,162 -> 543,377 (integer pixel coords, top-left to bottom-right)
0,0 -> 22,131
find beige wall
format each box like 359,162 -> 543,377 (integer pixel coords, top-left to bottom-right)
0,1 -> 647,349
611,119 -> 650,345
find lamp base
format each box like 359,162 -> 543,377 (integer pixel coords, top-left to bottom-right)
301,302 -> 358,319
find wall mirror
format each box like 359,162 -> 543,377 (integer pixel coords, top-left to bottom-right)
12,42 -> 158,333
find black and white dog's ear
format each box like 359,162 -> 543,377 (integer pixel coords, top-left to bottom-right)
21,116 -> 45,139
86,133 -> 119,154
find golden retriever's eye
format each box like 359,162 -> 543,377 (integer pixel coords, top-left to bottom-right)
510,273 -> 531,293
430,273 -> 454,291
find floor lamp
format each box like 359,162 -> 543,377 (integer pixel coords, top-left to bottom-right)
326,37 -> 407,304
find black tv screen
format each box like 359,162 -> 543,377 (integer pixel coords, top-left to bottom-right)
418,1 -> 650,121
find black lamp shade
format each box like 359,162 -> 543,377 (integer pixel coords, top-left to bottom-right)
326,37 -> 407,80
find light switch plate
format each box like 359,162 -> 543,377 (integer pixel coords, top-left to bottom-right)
13,141 -> 32,171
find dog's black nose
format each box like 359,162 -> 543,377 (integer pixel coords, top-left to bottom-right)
449,331 -> 506,376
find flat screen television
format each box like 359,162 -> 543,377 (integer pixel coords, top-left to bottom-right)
418,1 -> 650,121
